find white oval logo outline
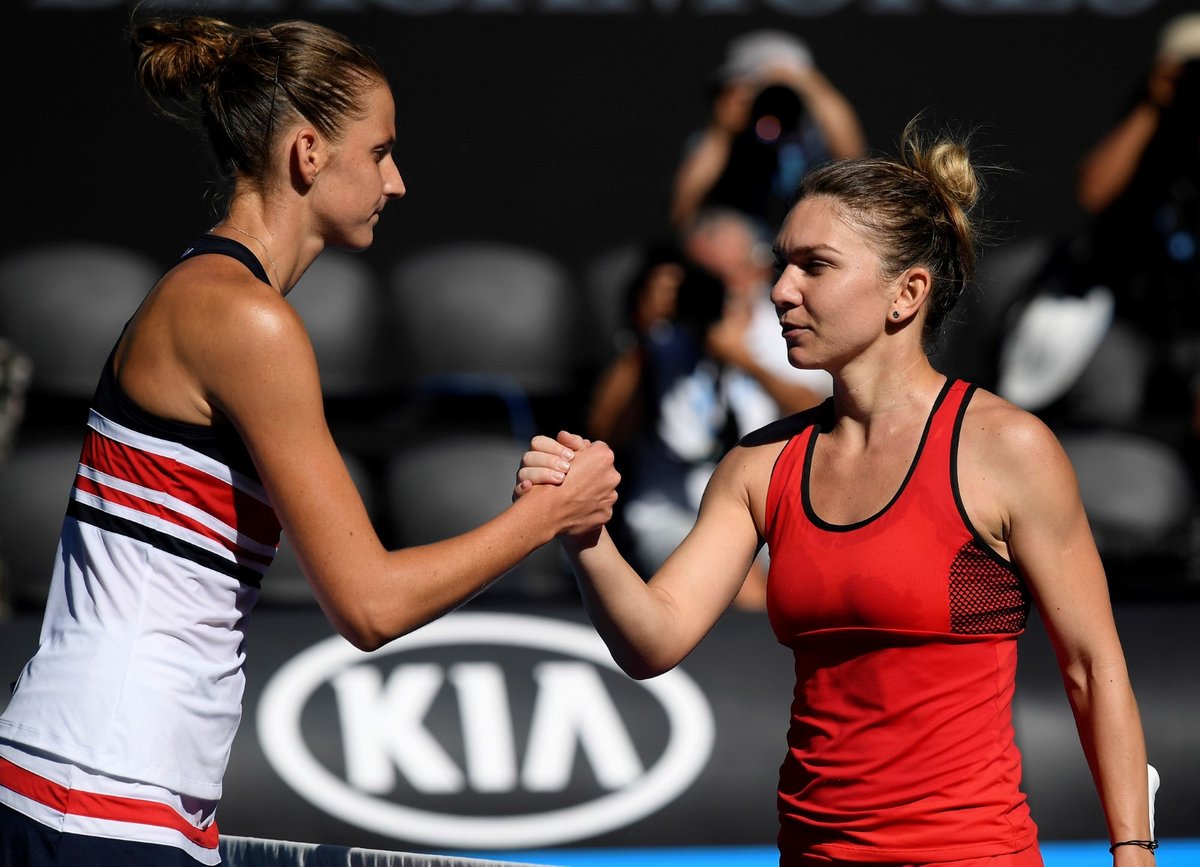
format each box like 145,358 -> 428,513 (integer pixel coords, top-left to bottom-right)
257,611 -> 715,848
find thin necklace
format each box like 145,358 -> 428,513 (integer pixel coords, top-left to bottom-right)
213,223 -> 282,290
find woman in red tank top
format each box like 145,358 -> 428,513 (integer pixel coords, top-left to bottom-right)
519,119 -> 1157,866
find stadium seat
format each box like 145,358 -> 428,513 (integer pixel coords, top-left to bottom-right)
382,433 -> 573,604
579,241 -> 643,370
387,242 -> 582,441
935,234 -> 1056,387
0,435 -> 81,611
288,249 -> 399,400
1059,429 -> 1194,566
0,242 -> 162,399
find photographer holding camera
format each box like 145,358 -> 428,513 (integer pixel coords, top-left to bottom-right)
669,30 -> 866,232
1073,13 -> 1200,451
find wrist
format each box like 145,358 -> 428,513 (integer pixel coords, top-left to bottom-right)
560,526 -> 602,550
511,485 -> 568,548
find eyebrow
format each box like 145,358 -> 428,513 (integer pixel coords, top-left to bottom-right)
772,243 -> 842,259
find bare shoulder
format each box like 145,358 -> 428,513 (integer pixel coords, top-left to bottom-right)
144,255 -> 318,421
175,255 -> 303,336
740,399 -> 831,448
717,435 -> 788,482
731,403 -> 823,474
153,256 -> 311,370
708,404 -> 823,519
955,388 -> 1084,552
960,387 -> 1075,486
116,254 -> 315,424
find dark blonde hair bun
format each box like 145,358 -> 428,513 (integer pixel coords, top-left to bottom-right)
129,14 -> 385,189
797,117 -> 985,351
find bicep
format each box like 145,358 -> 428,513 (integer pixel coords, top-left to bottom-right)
1002,424 -> 1123,668
203,305 -> 381,585
647,449 -> 764,627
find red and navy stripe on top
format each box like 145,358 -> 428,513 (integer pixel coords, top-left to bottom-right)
73,352 -> 280,587
0,235 -> 284,864
74,233 -> 280,586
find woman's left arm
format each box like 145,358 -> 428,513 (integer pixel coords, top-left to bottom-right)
978,404 -> 1156,864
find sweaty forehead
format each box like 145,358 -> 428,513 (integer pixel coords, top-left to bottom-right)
778,197 -> 863,250
362,81 -> 396,132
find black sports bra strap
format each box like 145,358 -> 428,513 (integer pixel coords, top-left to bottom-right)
179,235 -> 272,287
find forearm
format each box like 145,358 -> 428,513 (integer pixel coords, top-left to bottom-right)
1061,659 -> 1155,852
587,350 -> 642,443
670,131 -> 732,227
741,357 -> 821,415
799,73 -> 866,158
316,492 -> 560,650
1076,103 -> 1160,213
564,530 -> 691,679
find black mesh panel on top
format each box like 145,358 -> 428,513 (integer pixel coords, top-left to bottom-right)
949,541 -> 1028,634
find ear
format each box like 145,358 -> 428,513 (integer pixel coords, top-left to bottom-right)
888,265 -> 932,325
290,126 -> 323,188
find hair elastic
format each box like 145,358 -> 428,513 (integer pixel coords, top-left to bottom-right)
1108,839 -> 1158,854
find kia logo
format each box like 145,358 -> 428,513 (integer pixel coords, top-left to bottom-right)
257,611 -> 715,848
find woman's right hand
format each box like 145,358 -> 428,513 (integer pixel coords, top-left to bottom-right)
514,431 -> 584,498
514,431 -> 619,544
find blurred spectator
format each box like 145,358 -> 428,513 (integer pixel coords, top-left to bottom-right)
0,339 -> 32,465
983,14 -> 1200,585
588,215 -> 831,610
1076,12 -> 1200,215
682,206 -> 833,430
1070,12 -> 1200,442
0,337 -> 33,619
587,242 -> 703,449
670,29 -> 866,231
586,243 -> 738,600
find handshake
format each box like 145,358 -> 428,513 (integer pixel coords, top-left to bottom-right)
513,431 -> 620,545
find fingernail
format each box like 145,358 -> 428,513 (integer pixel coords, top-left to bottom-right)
562,449 -> 575,460
557,461 -> 571,472
552,471 -> 565,481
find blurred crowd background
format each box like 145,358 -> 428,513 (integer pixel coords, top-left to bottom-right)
2,0 -> 1199,616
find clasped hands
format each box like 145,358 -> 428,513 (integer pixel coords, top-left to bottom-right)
513,431 -> 621,542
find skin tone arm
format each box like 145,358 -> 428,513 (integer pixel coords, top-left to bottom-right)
586,346 -> 646,445
670,68 -> 865,228
517,430 -> 774,678
777,65 -> 867,160
1076,59 -> 1182,214
670,130 -> 735,229
959,393 -> 1155,864
705,313 -> 823,415
117,259 -> 620,652
669,84 -> 748,228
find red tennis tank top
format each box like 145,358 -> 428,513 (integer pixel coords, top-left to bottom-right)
764,379 -> 1038,864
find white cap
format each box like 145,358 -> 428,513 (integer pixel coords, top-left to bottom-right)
717,30 -> 813,83
1158,12 -> 1200,61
